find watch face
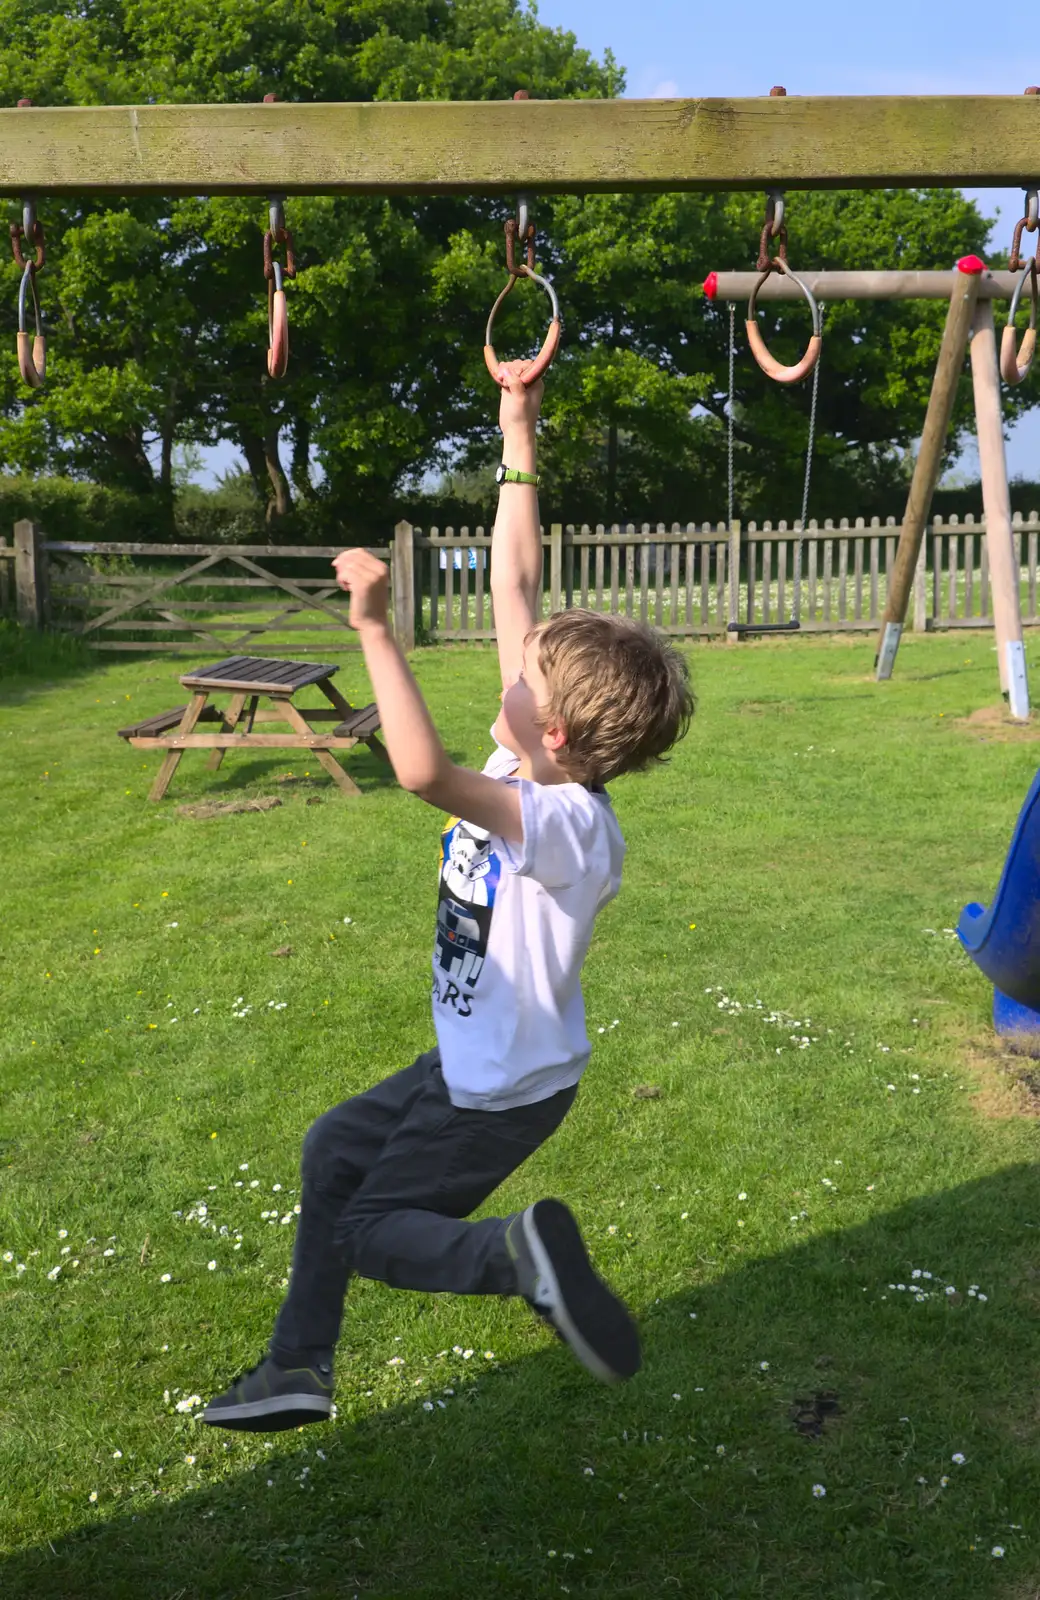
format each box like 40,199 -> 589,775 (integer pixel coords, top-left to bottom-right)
495,465 -> 507,483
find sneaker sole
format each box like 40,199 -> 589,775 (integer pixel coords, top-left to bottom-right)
523,1198 -> 641,1383
201,1393 -> 331,1432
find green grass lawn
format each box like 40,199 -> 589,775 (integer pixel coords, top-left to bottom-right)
2,622 -> 1039,1599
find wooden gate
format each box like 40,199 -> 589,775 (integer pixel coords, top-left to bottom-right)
41,538 -> 388,654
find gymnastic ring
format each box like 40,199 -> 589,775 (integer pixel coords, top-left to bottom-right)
267,264 -> 288,379
746,257 -> 822,385
484,267 -> 561,387
17,260 -> 45,389
1001,259 -> 1037,386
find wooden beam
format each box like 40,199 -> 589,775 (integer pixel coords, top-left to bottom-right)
709,270 -> 1023,302
3,97 -> 1040,196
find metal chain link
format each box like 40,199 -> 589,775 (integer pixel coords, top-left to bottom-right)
794,308 -> 822,620
727,301 -> 736,529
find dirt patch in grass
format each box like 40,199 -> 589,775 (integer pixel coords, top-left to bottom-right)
736,699 -> 797,715
966,1039 -> 1040,1119
953,706 -> 1040,742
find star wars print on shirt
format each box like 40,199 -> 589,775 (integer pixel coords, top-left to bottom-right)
433,817 -> 502,1002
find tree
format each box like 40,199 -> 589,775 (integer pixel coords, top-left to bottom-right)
0,0 -> 617,527
427,185 -> 1023,527
1,6 -> 1033,530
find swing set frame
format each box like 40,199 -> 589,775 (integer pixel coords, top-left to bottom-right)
4,90 -> 1040,709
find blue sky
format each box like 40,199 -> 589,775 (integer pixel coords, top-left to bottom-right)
187,1 -> 1040,488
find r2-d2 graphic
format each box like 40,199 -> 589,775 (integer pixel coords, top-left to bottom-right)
435,896 -> 487,986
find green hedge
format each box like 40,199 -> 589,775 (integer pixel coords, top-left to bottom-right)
0,476 -> 174,544
5,474 -> 1040,552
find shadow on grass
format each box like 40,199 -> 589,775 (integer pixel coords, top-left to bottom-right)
155,743 -> 468,806
0,622 -> 102,702
4,1166 -> 1040,1600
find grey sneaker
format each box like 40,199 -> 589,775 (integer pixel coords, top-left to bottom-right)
505,1198 -> 641,1383
201,1356 -> 333,1432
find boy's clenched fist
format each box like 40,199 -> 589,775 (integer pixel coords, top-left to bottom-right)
331,547 -> 390,632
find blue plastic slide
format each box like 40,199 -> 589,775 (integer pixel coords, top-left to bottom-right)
957,767 -> 1040,1036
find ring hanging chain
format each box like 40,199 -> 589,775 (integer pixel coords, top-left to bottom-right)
794,308 -> 822,619
727,301 -> 736,530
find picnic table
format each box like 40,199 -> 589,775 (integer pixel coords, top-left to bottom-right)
117,655 -> 388,802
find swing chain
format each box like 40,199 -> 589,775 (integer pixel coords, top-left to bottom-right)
1009,187 -> 1040,272
504,199 -> 537,277
800,307 -> 822,536
10,196 -> 45,273
727,301 -> 736,530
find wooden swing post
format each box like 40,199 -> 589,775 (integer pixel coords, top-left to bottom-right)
874,265 -> 982,678
970,299 -> 1030,718
708,264 -> 1023,691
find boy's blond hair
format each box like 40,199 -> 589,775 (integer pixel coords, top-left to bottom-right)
529,609 -> 694,786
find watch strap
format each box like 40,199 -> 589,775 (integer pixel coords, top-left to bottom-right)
499,466 -> 539,486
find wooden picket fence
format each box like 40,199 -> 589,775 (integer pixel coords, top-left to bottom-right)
402,513 -> 1040,643
5,512 -> 1040,653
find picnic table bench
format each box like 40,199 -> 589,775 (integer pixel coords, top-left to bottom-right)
118,655 -> 388,801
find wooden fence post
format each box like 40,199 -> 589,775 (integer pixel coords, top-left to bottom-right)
14,519 -> 47,628
393,520 -> 415,651
727,520 -> 741,643
0,534 -> 9,618
549,523 -> 563,614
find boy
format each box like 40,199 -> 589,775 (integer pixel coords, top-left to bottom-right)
202,364 -> 693,1431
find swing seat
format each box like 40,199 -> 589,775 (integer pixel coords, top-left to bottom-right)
727,620 -> 801,636
956,765 -> 1040,1008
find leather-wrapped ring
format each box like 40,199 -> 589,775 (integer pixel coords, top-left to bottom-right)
746,258 -> 822,384
267,268 -> 288,379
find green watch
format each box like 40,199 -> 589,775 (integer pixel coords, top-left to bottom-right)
496,464 -> 540,486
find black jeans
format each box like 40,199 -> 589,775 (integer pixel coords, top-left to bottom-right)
269,1048 -> 577,1365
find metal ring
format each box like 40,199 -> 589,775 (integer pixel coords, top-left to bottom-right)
17,260 -> 40,337
1001,258 -> 1038,385
484,265 -> 561,387
516,194 -> 529,241
767,189 -> 785,237
746,258 -> 822,384
269,195 -> 286,236
1027,187 -> 1039,231
17,260 -> 45,388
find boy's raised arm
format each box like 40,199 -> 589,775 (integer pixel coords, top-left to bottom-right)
330,546 -> 524,843
490,366 -> 545,691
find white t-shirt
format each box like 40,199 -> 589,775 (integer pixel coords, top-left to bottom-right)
431,740 -> 626,1110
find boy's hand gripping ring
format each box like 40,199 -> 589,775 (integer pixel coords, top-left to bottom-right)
484,217 -> 561,387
